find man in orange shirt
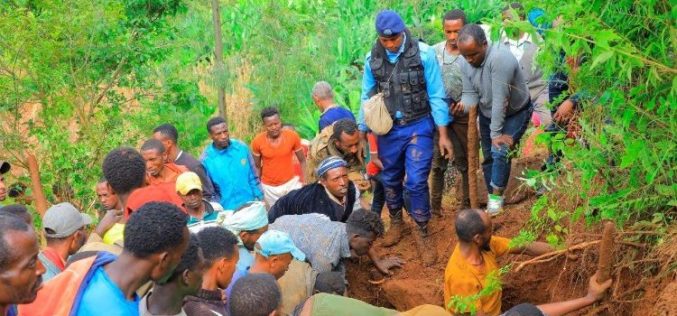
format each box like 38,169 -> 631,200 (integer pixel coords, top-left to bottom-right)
444,209 -> 553,315
252,107 -> 306,208
140,139 -> 188,186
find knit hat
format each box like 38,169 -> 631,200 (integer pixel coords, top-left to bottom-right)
315,156 -> 348,178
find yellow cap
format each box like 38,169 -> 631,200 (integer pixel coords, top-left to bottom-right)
176,171 -> 203,195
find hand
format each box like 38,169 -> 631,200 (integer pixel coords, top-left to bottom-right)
438,135 -> 454,160
585,273 -> 613,302
451,101 -> 465,116
95,209 -> 121,236
355,179 -> 371,191
371,156 -> 384,170
553,99 -> 575,123
374,256 -> 404,276
491,134 -> 514,148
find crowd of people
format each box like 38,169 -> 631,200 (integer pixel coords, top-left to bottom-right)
0,4 -> 608,316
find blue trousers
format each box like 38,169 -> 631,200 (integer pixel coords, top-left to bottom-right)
479,103 -> 534,192
377,117 -> 434,224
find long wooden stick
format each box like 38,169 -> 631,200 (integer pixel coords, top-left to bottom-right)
597,221 -> 617,282
467,106 -> 479,209
26,151 -> 48,217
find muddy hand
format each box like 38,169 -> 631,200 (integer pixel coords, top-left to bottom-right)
439,136 -> 454,160
553,99 -> 575,123
451,101 -> 465,116
491,134 -> 514,148
586,272 -> 613,301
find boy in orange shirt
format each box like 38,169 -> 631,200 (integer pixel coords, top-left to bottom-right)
444,209 -> 554,315
252,107 -> 307,208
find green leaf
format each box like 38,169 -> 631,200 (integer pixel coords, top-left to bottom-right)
620,140 -> 644,169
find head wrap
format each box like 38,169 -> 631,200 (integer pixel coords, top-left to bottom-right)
222,201 -> 268,236
315,156 -> 348,178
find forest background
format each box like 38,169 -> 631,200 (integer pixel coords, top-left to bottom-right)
0,0 -> 674,243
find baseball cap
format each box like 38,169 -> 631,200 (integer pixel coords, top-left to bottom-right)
43,202 -> 93,238
254,230 -> 305,261
375,10 -> 405,37
0,161 -> 10,174
176,171 -> 203,195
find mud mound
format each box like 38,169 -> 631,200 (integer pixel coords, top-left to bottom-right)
346,155 -> 672,315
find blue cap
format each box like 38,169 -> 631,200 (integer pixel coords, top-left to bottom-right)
375,10 -> 405,36
255,230 -> 306,261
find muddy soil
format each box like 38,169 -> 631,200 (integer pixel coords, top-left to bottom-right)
345,155 -> 675,315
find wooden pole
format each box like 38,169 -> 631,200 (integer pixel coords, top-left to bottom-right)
467,106 -> 480,209
26,151 -> 48,217
597,221 -> 616,282
211,0 -> 227,120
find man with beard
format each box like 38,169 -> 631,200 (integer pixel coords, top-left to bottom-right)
202,117 -> 263,210
268,156 -> 360,223
457,24 -> 533,215
251,107 -> 306,207
19,202 -> 190,316
0,214 -> 45,316
307,119 -> 369,191
37,203 -> 92,282
444,209 -> 553,315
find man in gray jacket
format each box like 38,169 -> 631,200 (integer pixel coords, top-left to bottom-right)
455,24 -> 534,214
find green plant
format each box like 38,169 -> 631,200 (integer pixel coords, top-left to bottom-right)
447,265 -> 510,315
509,0 -> 675,233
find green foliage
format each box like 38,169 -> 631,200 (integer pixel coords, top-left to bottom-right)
447,265 -> 510,315
0,0 -> 206,214
514,0 -> 675,230
210,0 -> 502,139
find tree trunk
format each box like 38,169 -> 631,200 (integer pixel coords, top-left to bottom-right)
211,0 -> 227,120
597,221 -> 616,282
467,106 -> 480,209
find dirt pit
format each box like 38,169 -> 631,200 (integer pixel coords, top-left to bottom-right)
345,156 -> 676,315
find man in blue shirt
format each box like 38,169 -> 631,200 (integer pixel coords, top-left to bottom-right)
359,10 -> 453,266
202,117 -> 263,210
311,81 -> 356,132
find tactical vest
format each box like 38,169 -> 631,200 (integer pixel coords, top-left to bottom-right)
369,29 -> 431,123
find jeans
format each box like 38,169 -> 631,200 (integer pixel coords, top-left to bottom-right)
369,173 -> 386,215
377,116 -> 435,224
478,103 -> 534,192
